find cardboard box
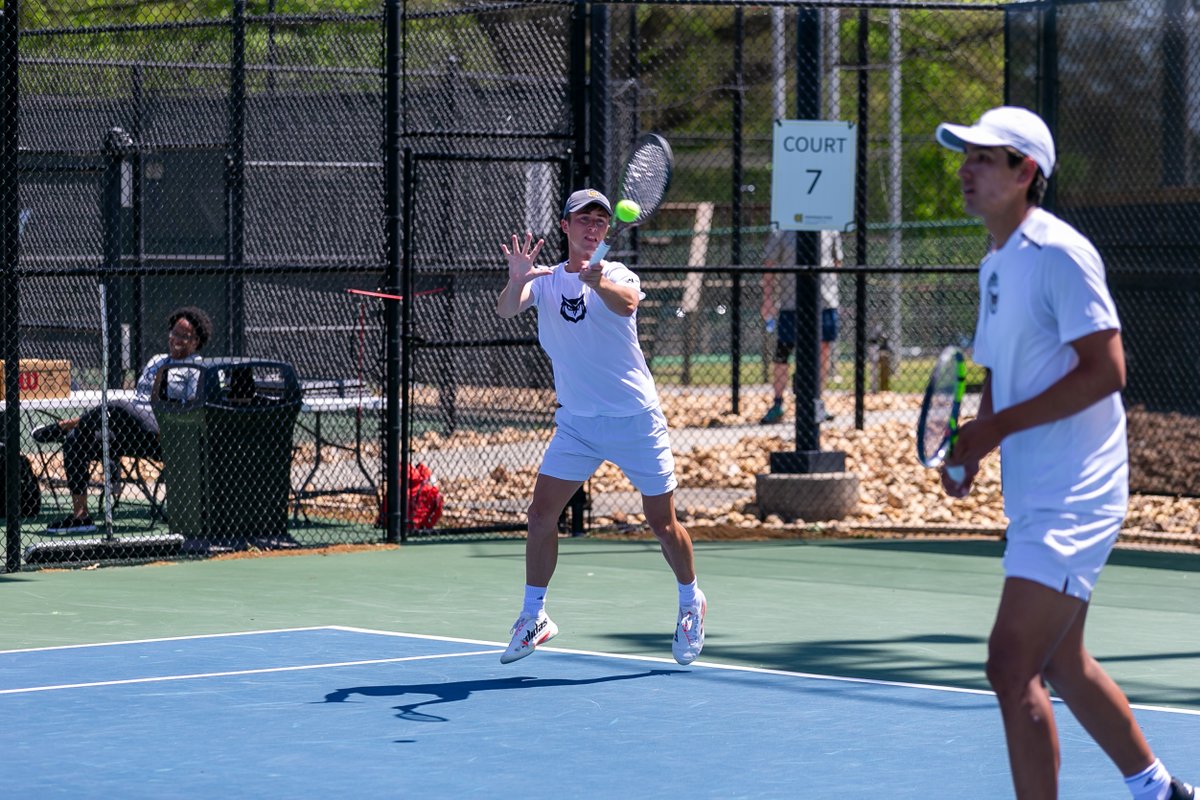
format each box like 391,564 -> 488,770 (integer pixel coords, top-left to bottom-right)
0,359 -> 72,400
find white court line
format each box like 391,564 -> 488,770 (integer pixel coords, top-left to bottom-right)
5,625 -> 1199,719
0,626 -> 336,655
0,649 -> 502,696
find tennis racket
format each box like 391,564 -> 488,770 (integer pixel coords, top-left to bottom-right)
916,346 -> 967,483
587,133 -> 674,266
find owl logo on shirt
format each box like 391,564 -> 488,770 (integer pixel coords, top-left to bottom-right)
560,295 -> 587,323
986,272 -> 999,315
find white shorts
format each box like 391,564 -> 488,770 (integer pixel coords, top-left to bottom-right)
541,406 -> 677,497
1002,510 -> 1122,602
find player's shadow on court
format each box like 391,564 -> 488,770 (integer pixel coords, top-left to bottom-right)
608,630 -> 989,685
321,669 -> 683,723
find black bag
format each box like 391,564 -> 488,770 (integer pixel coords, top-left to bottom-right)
0,441 -> 42,518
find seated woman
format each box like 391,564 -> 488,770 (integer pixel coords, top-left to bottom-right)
33,306 -> 213,533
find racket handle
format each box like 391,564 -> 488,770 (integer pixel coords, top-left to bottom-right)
946,465 -> 966,483
588,241 -> 611,267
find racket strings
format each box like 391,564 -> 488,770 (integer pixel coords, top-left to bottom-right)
620,144 -> 671,222
922,395 -> 954,459
918,353 -> 964,466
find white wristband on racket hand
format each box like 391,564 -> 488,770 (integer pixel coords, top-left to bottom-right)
946,465 -> 966,483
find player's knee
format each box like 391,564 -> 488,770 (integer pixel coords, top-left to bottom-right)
984,653 -> 1010,695
525,502 -> 560,535
646,516 -> 671,539
646,514 -> 685,544
986,639 -> 1021,692
985,646 -> 1041,703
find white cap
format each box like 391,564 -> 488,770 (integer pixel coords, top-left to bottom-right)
935,106 -> 1055,177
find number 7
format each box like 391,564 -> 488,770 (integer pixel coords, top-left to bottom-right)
806,169 -> 821,194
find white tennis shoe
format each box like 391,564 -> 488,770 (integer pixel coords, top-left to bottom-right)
673,589 -> 706,665
500,611 -> 558,664
1169,778 -> 1196,800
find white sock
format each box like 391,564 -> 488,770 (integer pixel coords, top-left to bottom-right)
1125,758 -> 1172,800
677,579 -> 698,608
521,585 -> 547,618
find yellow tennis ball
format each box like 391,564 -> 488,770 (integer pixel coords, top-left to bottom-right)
615,199 -> 640,223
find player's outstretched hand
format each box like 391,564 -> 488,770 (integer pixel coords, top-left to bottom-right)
501,232 -> 551,284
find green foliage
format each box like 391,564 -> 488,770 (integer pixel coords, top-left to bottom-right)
615,6 -> 1005,240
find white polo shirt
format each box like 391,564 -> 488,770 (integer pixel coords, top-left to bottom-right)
529,260 -> 659,417
972,207 -> 1128,519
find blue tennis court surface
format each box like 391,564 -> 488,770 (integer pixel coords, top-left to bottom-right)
3,627 -> 1197,798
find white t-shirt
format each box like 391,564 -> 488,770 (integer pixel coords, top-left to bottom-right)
529,261 -> 659,417
135,353 -> 202,407
763,229 -> 840,311
972,207 -> 1127,519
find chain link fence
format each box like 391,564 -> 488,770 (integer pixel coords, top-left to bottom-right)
3,0 -> 1197,570
7,2 -> 389,568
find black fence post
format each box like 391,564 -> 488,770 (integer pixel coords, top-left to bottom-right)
792,9 -> 822,453
570,0 -> 588,191
102,127 -> 133,390
3,0 -> 21,572
1037,2 -> 1058,211
438,272 -> 458,435
626,8 -> 642,272
384,0 -> 403,543
730,8 -> 744,415
589,1 -> 610,191
399,148 -> 415,543
225,0 -> 247,356
130,64 -> 145,376
853,10 -> 870,431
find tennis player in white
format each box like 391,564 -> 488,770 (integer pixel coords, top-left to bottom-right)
495,189 -> 705,667
937,107 -> 1193,800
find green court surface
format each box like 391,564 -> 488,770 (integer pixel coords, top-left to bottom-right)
3,538 -> 1197,710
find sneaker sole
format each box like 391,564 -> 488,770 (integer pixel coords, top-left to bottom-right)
499,622 -> 558,664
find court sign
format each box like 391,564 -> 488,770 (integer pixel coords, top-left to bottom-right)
770,120 -> 856,232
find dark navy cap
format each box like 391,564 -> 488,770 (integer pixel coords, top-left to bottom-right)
561,189 -> 612,218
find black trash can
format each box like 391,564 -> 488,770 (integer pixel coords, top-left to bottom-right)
151,358 -> 302,550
